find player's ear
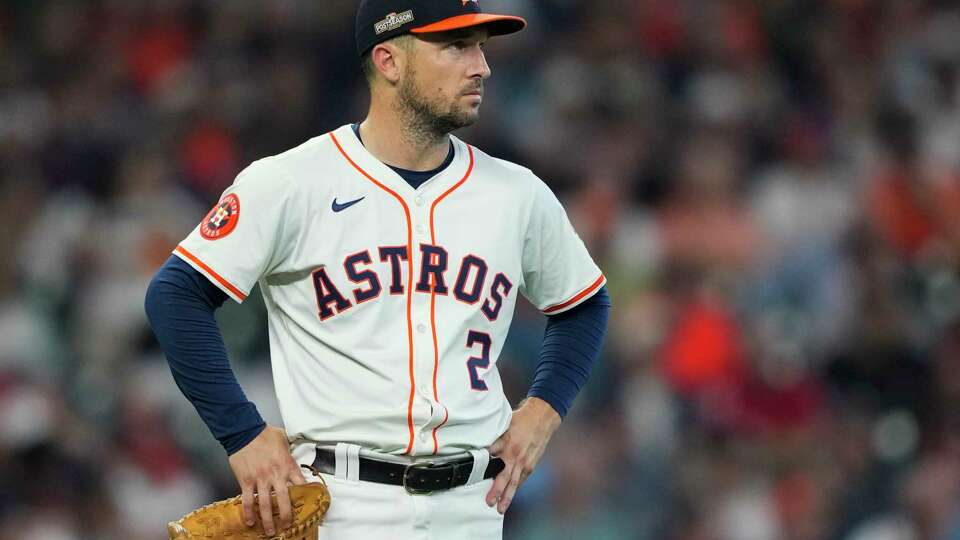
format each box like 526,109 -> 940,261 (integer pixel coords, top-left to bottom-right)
371,42 -> 404,85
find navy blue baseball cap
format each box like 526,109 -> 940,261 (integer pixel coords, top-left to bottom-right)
356,0 -> 527,57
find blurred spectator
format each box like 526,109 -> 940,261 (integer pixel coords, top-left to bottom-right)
3,1 -> 960,539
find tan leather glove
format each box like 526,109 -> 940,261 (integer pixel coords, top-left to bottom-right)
167,482 -> 331,540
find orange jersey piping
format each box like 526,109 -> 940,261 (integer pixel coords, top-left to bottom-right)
174,245 -> 247,301
330,132 -> 418,455
428,144 -> 475,454
543,274 -> 606,314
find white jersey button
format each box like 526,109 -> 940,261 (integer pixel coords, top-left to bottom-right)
415,224 -> 424,234
415,196 -> 424,206
417,324 -> 426,333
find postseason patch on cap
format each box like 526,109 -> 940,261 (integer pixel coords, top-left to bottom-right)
200,193 -> 240,240
375,10 -> 414,35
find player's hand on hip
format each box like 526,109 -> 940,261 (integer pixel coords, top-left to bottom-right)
227,425 -> 306,536
485,397 -> 561,514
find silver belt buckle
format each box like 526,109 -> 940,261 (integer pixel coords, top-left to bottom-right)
402,461 -> 438,495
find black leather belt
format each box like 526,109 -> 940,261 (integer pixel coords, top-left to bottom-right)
310,447 -> 505,494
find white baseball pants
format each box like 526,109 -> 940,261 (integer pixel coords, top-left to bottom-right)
294,443 -> 505,540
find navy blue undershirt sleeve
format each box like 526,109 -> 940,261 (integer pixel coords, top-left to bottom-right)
527,286 -> 611,418
144,255 -> 266,454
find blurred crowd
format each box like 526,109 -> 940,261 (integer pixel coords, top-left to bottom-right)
2,1 -> 960,539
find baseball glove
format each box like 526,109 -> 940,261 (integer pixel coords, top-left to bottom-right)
167,481 -> 331,540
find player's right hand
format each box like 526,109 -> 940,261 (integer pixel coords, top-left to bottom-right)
227,425 -> 306,536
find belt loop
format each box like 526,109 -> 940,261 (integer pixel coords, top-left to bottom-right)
466,449 -> 489,486
334,443 -> 349,480
346,444 -> 361,482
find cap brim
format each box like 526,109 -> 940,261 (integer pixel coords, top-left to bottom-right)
409,13 -> 527,36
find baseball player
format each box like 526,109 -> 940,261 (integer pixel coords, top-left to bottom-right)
145,1 -> 611,538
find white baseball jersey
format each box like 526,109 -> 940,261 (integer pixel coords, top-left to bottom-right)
174,124 -> 605,457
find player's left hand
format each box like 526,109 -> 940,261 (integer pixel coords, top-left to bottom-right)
485,397 -> 561,514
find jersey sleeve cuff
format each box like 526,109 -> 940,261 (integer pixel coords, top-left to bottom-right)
223,422 -> 268,455
173,245 -> 249,303
541,274 -> 606,315
526,388 -> 568,418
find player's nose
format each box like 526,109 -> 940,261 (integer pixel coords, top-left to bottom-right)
469,46 -> 491,80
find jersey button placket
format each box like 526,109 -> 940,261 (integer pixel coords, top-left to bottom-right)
409,214 -> 434,454
414,196 -> 427,239
412,191 -> 439,453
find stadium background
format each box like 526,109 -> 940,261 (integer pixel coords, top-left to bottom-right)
2,1 -> 960,539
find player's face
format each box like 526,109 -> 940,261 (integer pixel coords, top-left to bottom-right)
398,27 -> 491,134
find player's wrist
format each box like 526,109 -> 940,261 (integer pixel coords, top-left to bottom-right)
224,421 -> 268,455
519,396 -> 562,427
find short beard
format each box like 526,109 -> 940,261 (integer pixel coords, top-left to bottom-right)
395,64 -> 478,147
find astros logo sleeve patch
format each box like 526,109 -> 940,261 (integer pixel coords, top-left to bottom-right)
200,193 -> 240,240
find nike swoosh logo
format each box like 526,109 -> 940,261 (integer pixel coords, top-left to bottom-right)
332,197 -> 365,212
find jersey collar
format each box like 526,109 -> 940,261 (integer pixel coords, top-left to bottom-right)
332,124 -> 472,201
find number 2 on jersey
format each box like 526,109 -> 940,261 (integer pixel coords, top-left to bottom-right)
465,330 -> 491,391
